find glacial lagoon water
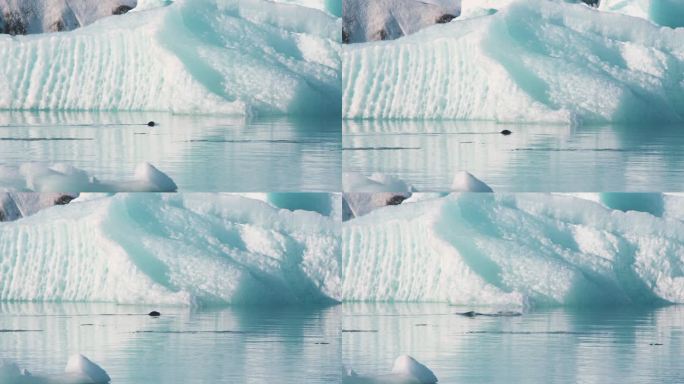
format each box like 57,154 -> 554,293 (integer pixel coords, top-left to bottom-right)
343,121 -> 684,192
342,303 -> 684,384
0,112 -> 341,192
0,303 -> 340,383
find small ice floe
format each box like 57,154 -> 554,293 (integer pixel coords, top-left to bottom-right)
0,354 -> 110,384
451,171 -> 493,192
344,355 -> 438,384
0,162 -> 177,193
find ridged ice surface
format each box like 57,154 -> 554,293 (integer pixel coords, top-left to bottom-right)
342,0 -> 684,123
342,193 -> 684,306
0,194 -> 340,305
0,0 -> 341,115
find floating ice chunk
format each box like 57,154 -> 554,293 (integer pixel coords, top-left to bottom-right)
343,0 -> 684,123
392,356 -> 438,384
64,354 -> 110,384
343,172 -> 414,192
0,162 -> 177,192
343,356 -> 437,384
131,162 -> 178,192
0,355 -> 110,384
451,171 -> 493,192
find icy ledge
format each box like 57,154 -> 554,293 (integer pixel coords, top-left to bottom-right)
0,162 -> 177,192
0,0 -> 340,115
342,193 -> 684,306
0,193 -> 340,305
343,0 -> 684,124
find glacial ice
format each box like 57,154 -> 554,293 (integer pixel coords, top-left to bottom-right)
0,193 -> 340,305
342,193 -> 684,306
342,0 -> 684,123
0,162 -> 177,192
599,0 -> 684,28
0,0 -> 340,116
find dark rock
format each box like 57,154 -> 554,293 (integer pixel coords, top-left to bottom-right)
50,20 -> 65,32
582,0 -> 600,7
148,311 -> 161,317
54,195 -> 75,206
113,5 -> 133,15
436,14 -> 456,24
147,121 -> 156,127
500,129 -> 512,135
3,11 -> 27,35
342,28 -> 350,44
386,195 -> 407,206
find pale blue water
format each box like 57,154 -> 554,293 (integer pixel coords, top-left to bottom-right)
343,120 -> 684,192
342,303 -> 684,384
0,303 -> 340,383
0,112 -> 341,192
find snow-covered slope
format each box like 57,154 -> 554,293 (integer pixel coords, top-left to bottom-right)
343,193 -> 684,307
0,0 -> 341,116
343,0 -> 684,123
0,194 -> 341,305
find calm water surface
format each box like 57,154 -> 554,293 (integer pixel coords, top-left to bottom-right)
342,303 -> 684,384
0,112 -> 340,192
343,120 -> 684,192
0,303 -> 340,383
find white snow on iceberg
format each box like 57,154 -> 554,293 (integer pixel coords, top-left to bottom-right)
342,193 -> 684,307
0,0 -> 340,116
0,193 -> 340,305
343,0 -> 684,123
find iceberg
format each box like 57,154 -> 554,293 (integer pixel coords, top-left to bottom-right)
0,162 -> 177,192
342,193 -> 684,307
0,193 -> 341,305
0,0 -> 340,116
342,0 -> 684,124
